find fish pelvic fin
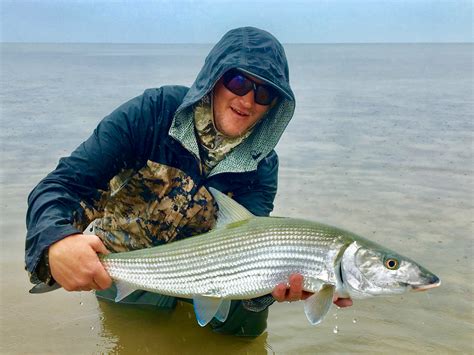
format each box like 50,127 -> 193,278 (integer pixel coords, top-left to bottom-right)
304,284 -> 335,325
114,280 -> 137,302
208,187 -> 254,228
193,296 -> 231,326
215,299 -> 231,322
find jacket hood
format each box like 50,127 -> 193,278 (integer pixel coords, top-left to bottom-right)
169,26 -> 296,176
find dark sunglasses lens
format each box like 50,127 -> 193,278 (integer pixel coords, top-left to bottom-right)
224,73 -> 253,96
255,86 -> 276,105
223,70 -> 278,105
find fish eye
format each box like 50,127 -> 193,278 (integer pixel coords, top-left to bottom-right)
384,258 -> 399,270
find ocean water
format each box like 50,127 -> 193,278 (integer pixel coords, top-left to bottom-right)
0,43 -> 472,354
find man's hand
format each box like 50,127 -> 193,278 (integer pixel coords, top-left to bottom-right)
271,274 -> 353,307
49,234 -> 112,292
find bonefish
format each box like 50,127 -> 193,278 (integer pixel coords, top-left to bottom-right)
31,188 -> 440,327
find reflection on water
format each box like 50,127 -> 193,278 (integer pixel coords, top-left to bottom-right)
1,43 -> 472,353
97,300 -> 268,354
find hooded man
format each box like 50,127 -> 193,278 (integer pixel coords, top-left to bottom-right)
25,27 -> 351,337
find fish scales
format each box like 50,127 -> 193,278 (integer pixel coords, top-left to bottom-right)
102,218 -> 351,299
30,187 -> 440,328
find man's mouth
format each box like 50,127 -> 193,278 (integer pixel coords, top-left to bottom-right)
231,106 -> 250,117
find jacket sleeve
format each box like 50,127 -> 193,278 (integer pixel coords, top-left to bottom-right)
25,89 -> 161,280
231,150 -> 279,217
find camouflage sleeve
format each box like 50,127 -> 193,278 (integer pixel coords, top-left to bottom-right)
25,89 -> 162,281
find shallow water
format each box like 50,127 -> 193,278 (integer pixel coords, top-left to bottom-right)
1,43 -> 472,353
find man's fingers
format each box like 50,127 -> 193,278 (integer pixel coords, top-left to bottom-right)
287,274 -> 303,301
272,274 -> 311,302
48,234 -> 113,293
87,238 -> 112,290
91,280 -> 103,290
74,278 -> 104,292
334,297 -> 353,308
88,235 -> 109,255
271,275 -> 353,305
271,283 -> 288,302
93,264 -> 113,290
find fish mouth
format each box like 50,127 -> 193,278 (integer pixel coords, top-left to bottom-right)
410,276 -> 441,292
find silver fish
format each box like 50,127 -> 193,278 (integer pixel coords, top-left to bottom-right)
98,188 -> 440,326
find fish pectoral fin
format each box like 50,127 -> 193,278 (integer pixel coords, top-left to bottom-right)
114,280 -> 137,302
208,187 -> 254,228
193,296 -> 227,326
304,284 -> 335,325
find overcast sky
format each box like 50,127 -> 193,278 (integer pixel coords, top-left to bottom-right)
1,0 -> 472,43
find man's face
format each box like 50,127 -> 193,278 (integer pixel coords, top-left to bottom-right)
213,73 -> 274,137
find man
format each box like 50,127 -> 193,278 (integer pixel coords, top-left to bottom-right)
25,27 -> 351,336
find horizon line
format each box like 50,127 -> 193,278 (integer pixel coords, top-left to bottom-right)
1,41 -> 473,45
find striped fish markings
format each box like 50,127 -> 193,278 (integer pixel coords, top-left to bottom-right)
98,188 -> 440,326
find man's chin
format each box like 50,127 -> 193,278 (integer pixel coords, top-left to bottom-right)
216,123 -> 248,138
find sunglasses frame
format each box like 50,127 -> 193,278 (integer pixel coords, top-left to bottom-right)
222,69 -> 278,106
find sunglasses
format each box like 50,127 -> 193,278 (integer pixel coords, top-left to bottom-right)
222,69 -> 279,106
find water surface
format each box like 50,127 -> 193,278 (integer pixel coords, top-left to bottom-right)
1,43 -> 472,353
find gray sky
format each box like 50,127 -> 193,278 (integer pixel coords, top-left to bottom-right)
1,0 -> 472,43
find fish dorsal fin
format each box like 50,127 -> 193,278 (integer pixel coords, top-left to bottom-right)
304,284 -> 335,325
209,187 -> 254,228
193,296 -> 228,326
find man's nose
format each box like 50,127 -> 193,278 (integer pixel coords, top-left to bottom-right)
239,90 -> 254,108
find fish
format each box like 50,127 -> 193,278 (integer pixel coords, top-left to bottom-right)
92,187 -> 440,327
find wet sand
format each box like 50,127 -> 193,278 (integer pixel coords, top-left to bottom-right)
1,43 -> 472,353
